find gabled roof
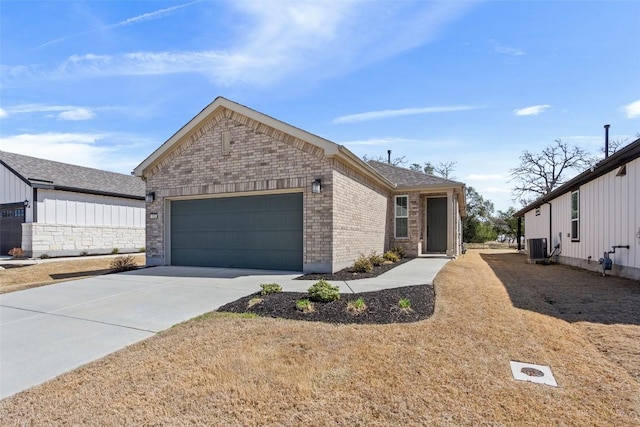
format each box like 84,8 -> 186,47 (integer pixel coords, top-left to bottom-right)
133,96 -> 394,188
367,160 -> 465,189
514,136 -> 640,217
0,150 -> 145,199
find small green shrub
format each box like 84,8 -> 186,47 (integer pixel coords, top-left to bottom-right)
296,299 -> 313,312
390,246 -> 406,259
39,254 -> 50,259
308,279 -> 340,302
139,247 -> 146,253
80,251 -> 89,257
110,255 -> 137,272
111,248 -> 119,255
353,255 -> 373,273
8,247 -> 25,258
383,250 -> 399,262
398,298 -> 412,310
347,297 -> 367,314
369,251 -> 384,267
260,283 -> 283,295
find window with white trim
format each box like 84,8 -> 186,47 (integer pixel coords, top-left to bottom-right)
571,190 -> 579,241
395,195 -> 408,238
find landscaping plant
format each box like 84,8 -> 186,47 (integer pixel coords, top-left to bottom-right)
308,279 -> 340,302
110,255 -> 138,272
383,250 -> 400,263
295,298 -> 313,312
347,297 -> 367,314
353,255 -> 373,273
390,246 -> 406,259
260,283 -> 283,295
368,251 -> 384,267
8,247 -> 25,259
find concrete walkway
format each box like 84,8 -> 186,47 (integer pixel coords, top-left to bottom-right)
0,257 -> 449,399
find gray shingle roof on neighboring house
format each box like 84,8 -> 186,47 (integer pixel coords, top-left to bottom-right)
0,150 -> 145,199
367,160 -> 464,189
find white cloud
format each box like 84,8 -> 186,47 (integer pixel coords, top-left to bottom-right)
623,99 -> 640,118
483,187 -> 511,194
58,108 -> 96,121
494,45 -> 525,56
12,1 -> 477,87
0,108 -> 7,119
513,105 -> 550,116
1,104 -> 96,120
465,174 -> 503,181
0,132 -> 150,173
39,1 -> 199,48
333,106 -> 481,124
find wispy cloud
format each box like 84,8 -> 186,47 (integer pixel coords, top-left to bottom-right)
494,45 -> 525,56
513,105 -> 550,116
333,105 -> 481,124
0,132 -> 151,173
0,108 -> 7,119
465,174 -> 503,181
483,187 -> 511,194
0,104 -> 96,121
39,1 -> 200,48
9,1 -> 477,87
623,99 -> 640,119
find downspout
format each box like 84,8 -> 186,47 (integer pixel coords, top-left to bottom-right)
544,201 -> 552,256
517,216 -> 522,251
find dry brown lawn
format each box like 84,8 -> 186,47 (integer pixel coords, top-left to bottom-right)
1,250 -> 638,425
0,255 -> 146,294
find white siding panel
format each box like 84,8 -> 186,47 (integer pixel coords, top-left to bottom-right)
1,163 -> 33,222
36,189 -> 145,228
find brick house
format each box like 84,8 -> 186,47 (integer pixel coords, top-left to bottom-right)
0,151 -> 145,257
134,97 -> 466,273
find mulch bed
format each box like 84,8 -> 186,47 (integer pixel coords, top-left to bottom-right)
295,257 -> 412,281
217,284 -> 435,324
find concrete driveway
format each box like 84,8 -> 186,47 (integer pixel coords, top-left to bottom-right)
0,258 -> 449,399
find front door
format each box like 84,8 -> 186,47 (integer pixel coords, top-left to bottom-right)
0,203 -> 26,255
426,197 -> 447,253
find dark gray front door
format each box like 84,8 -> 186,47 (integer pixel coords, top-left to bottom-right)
426,197 -> 447,253
0,204 -> 26,255
170,193 -> 303,271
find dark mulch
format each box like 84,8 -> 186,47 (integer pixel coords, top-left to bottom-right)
296,257 -> 412,281
0,264 -> 28,269
216,284 -> 435,324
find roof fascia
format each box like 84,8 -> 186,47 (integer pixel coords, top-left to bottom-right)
335,146 -> 396,189
134,97 -> 340,176
42,185 -> 144,201
514,137 -> 640,217
0,159 -> 32,187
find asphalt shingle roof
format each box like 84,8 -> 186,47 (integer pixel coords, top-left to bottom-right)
0,151 -> 145,199
367,160 -> 464,188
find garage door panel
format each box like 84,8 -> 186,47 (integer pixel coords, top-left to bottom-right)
171,193 -> 303,271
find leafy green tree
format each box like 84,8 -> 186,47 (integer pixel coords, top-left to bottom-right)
463,186 -> 497,243
494,207 -> 519,242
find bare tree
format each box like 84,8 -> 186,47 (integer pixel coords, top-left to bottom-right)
409,160 -> 457,178
510,139 -> 592,203
362,153 -> 407,166
433,160 -> 457,179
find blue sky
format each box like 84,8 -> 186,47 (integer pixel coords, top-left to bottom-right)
1,0 -> 638,212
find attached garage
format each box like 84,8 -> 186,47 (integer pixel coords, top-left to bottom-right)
170,192 -> 303,271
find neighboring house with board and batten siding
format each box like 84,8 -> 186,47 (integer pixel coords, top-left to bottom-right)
0,151 -> 146,258
515,137 -> 640,280
134,97 -> 466,273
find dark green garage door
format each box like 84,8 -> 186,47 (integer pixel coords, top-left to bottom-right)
171,193 -> 303,271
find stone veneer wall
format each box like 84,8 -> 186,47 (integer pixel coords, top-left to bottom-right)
22,223 -> 144,258
332,161 -> 389,271
143,107 -> 335,272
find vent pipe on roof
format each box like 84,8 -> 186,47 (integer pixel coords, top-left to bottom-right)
387,149 -> 391,164
604,124 -> 610,159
